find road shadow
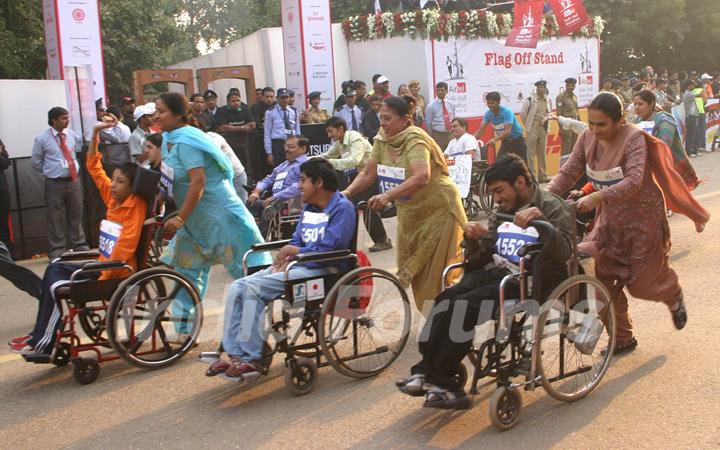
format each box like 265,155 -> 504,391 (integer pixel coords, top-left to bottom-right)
355,355 -> 667,449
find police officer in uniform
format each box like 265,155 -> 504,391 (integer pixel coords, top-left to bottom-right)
520,80 -> 552,182
300,91 -> 330,124
263,88 -> 301,167
556,77 -> 580,156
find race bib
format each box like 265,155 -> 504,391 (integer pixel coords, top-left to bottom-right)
495,222 -> 539,264
160,162 -> 174,198
493,124 -> 506,138
98,220 -> 122,258
377,164 -> 405,195
638,121 -> 655,134
586,165 -> 624,191
300,211 -> 329,245
273,171 -> 289,192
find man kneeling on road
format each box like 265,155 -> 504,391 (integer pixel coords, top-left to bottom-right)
208,158 -> 356,378
396,154 -> 573,409
247,135 -> 309,236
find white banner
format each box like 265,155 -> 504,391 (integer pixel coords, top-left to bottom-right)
300,0 -> 336,112
282,0 -> 336,112
282,0 -> 305,109
43,0 -> 107,105
426,37 -> 599,117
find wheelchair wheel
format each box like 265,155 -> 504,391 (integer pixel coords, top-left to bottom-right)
489,386 -> 522,431
52,342 -> 71,367
478,172 -> 496,215
148,212 -> 177,267
284,357 -> 317,396
536,275 -> 616,402
73,358 -> 100,385
265,299 -> 319,359
77,302 -> 108,344
106,267 -> 203,369
463,193 -> 480,219
454,362 -> 468,389
318,267 -> 411,379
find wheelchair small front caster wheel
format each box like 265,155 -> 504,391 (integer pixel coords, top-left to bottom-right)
453,362 -> 468,389
489,386 -> 522,431
52,343 -> 71,367
284,357 -> 317,396
73,358 -> 100,385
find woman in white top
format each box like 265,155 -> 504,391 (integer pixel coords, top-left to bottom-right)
207,132 -> 249,202
444,118 -> 480,160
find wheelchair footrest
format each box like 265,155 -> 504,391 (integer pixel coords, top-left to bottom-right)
23,353 -> 52,364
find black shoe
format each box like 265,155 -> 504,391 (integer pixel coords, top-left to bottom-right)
602,337 -> 638,356
423,387 -> 472,410
671,297 -> 687,330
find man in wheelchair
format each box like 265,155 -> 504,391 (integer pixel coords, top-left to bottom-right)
397,154 -> 574,409
9,118 -> 147,357
208,158 -> 355,377
246,135 -> 309,236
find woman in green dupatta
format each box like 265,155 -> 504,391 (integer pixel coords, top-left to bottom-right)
343,96 -> 467,312
632,89 -> 700,190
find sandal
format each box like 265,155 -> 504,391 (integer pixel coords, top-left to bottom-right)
225,360 -> 259,378
423,387 -> 472,410
671,297 -> 687,330
206,358 -> 230,377
397,374 -> 431,397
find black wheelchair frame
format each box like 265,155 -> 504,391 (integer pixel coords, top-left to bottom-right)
200,202 -> 412,396
441,209 -> 616,429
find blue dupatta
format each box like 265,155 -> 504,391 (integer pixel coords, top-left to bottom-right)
163,126 -> 234,181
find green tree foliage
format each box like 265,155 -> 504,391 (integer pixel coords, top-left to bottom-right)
0,0 -> 46,79
101,1 -> 196,103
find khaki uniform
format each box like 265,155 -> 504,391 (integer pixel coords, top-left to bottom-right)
556,91 -> 579,156
300,107 -> 330,124
521,94 -> 551,181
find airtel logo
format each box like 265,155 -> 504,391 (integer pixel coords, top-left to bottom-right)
307,14 -> 325,22
288,12 -> 295,23
72,8 -> 85,22
309,42 -> 326,50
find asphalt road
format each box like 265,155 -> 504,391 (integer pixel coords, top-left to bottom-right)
1,153 -> 720,449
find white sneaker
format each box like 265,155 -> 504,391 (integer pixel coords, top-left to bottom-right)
704,148 -> 714,153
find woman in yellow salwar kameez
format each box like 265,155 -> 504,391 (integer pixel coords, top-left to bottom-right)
343,96 -> 467,312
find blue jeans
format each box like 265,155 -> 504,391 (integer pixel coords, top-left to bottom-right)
222,265 -> 330,361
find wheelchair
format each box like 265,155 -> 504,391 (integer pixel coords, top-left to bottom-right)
199,203 -> 412,396
441,209 -> 616,430
263,197 -> 303,242
23,168 -> 203,384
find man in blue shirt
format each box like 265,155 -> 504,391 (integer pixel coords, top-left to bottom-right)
247,135 -> 309,236
264,88 -> 301,167
474,91 -> 528,163
210,158 -> 356,378
334,85 -> 365,133
31,107 -> 89,259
